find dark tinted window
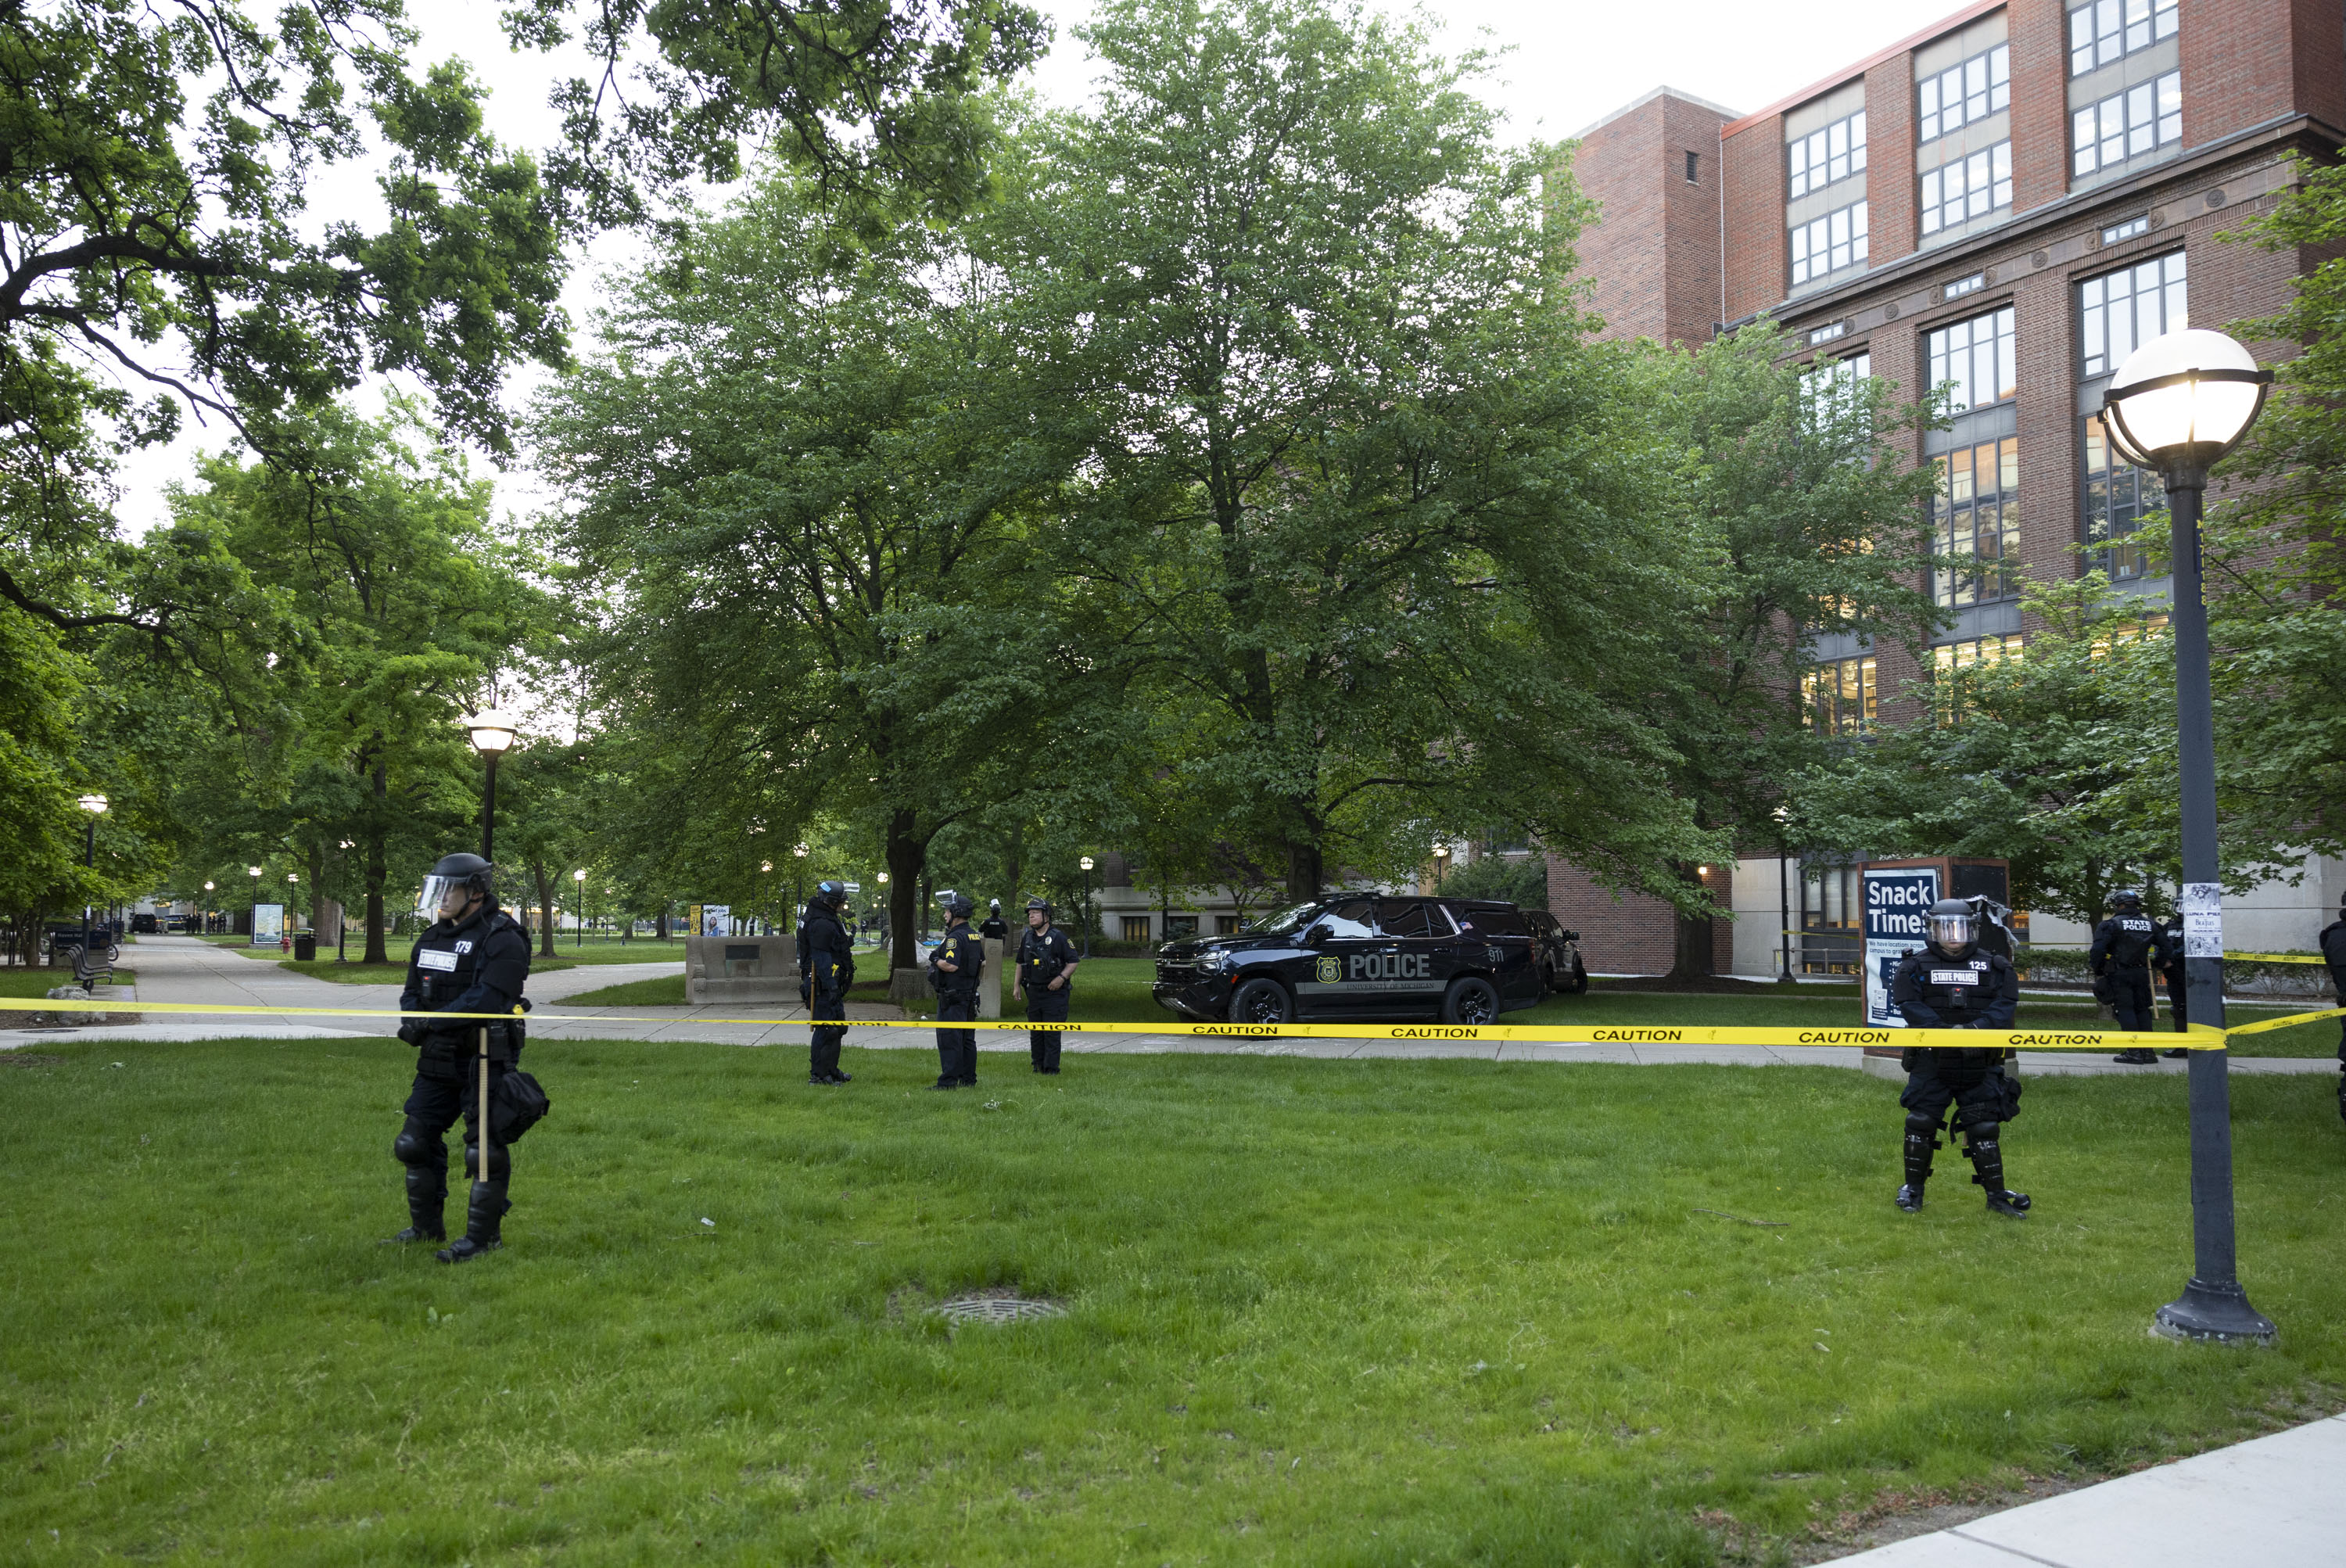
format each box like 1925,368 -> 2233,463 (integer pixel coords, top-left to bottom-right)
1465,906 -> 1530,936
1315,900 -> 1377,940
1376,901 -> 1437,938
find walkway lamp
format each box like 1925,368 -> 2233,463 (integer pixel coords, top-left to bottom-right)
461,709 -> 518,861
203,880 -> 214,934
1079,856 -> 1096,959
573,867 -> 587,948
336,841 -> 355,961
76,794 -> 106,929
793,841 -> 809,931
248,865 -> 263,939
2099,328 -> 2275,1345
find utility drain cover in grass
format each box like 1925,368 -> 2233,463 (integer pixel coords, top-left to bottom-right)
930,1291 -> 1066,1326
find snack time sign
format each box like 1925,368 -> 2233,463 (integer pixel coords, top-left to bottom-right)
1861,864 -> 1941,1028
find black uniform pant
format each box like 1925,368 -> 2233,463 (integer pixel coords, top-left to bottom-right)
2161,967 -> 2186,1032
2104,965 -> 2153,1033
809,988 -> 846,1078
1026,986 -> 1069,1071
936,994 -> 978,1084
1900,1057 -> 2019,1189
398,1049 -> 517,1204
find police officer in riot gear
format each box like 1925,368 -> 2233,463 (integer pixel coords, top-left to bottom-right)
1014,897 -> 1081,1073
389,852 -> 533,1261
797,880 -> 856,1084
2092,888 -> 2168,1064
2154,910 -> 2190,1058
1890,898 -> 2029,1218
979,899 -> 1008,941
928,892 -> 982,1089
2320,896 -> 2346,1121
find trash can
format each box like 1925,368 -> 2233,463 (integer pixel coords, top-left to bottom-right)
293,933 -> 317,962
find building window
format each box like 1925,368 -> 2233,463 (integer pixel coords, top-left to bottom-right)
1788,109 -> 1867,199
2101,213 -> 2150,243
1121,915 -> 1152,942
2080,250 -> 2186,378
1944,273 -> 1985,301
1803,655 -> 1877,734
1792,200 -> 1869,286
1214,915 -> 1243,935
1934,436 -> 2020,608
1800,862 -> 1863,974
2091,612 -> 2170,656
1803,351 -> 1872,428
1685,149 -> 1700,183
1918,42 -> 2011,143
2070,0 -> 2179,77
1808,320 -> 1848,345
1921,142 -> 2013,235
1932,635 -> 2024,676
2072,70 -> 2182,178
1163,913 -> 1200,939
2082,416 -> 2166,580
1925,306 -> 2017,413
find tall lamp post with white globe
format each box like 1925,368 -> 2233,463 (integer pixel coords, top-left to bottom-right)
1078,856 -> 1096,959
461,709 -> 518,862
2099,327 -> 2275,1345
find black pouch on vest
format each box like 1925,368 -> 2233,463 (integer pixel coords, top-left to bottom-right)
493,1069 -> 551,1143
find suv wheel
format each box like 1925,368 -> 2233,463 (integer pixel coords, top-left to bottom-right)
1229,976 -> 1293,1025
1440,976 -> 1501,1026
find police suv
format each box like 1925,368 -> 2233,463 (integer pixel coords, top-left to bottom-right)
1152,896 -> 1545,1026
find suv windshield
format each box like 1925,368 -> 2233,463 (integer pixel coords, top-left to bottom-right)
1249,902 -> 1323,936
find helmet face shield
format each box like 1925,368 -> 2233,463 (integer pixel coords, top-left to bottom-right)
418,874 -> 483,919
1928,911 -> 1975,952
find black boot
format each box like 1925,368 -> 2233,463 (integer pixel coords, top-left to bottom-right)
437,1180 -> 508,1262
1896,1118 -> 1935,1212
2336,1067 -> 2345,1125
1967,1128 -> 2030,1218
385,1162 -> 448,1243
2112,1049 -> 2158,1064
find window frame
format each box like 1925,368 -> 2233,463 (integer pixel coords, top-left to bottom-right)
1932,434 -> 2021,610
1918,41 -> 2011,144
1788,108 -> 1868,200
1925,304 -> 2018,415
1791,199 -> 1870,288
2068,0 -> 2180,77
2078,248 -> 2186,379
2080,414 -> 2167,582
2072,69 -> 2182,178
1919,141 -> 2014,236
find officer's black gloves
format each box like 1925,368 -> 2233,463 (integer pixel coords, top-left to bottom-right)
397,1019 -> 423,1046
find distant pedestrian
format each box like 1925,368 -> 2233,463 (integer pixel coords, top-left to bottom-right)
928,892 -> 981,1089
1014,896 -> 1080,1074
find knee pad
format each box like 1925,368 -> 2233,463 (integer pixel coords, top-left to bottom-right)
464,1142 -> 511,1182
1961,1118 -> 2000,1153
393,1119 -> 445,1167
1903,1111 -> 1942,1141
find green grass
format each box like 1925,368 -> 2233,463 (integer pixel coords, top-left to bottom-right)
0,967 -> 135,998
560,974 -> 693,1007
2,1038 -> 2341,1565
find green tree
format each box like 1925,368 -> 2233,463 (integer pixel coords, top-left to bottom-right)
1627,325 -> 1943,975
982,0 -> 1707,906
535,176 -> 1082,966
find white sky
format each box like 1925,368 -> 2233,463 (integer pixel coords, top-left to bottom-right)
111,0 -> 1968,533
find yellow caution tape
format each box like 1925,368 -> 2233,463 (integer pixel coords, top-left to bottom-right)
4,995 -> 2340,1052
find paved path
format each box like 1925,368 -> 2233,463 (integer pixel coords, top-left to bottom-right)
1827,1409 -> 2346,1565
1,937 -> 2333,1075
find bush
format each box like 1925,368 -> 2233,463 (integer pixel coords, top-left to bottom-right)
1433,854 -> 1547,910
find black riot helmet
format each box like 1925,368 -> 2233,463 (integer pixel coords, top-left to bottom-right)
2111,888 -> 2143,914
939,889 -> 974,920
815,879 -> 848,910
1026,895 -> 1052,922
418,852 -> 494,917
1925,897 -> 1977,957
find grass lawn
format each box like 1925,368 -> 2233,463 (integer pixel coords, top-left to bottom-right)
2,1038 -> 2341,1565
0,967 -> 135,998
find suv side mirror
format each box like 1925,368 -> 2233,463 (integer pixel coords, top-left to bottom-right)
1303,924 -> 1330,946
1562,929 -> 1580,942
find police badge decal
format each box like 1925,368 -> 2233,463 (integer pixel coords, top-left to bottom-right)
1316,956 -> 1341,985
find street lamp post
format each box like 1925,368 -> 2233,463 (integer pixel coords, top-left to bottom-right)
203,881 -> 215,936
793,842 -> 809,933
573,867 -> 587,949
336,840 -> 354,961
759,862 -> 773,936
1078,856 -> 1096,959
2100,327 -> 2276,1345
248,865 -> 263,943
75,794 -> 106,931
461,709 -> 518,862
1772,806 -> 1796,985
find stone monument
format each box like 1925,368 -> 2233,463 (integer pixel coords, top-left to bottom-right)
683,934 -> 802,1005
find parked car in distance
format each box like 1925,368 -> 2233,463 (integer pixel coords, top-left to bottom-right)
1153,895 -> 1544,1026
1524,911 -> 1588,994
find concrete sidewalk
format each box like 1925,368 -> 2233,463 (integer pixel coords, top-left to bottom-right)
1827,1410 -> 2346,1565
4,936 -> 2333,1075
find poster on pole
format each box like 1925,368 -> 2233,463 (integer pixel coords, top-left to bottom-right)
1861,865 -> 1940,1027
688,903 -> 730,937
250,902 -> 285,947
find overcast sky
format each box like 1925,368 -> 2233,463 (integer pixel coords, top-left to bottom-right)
113,0 -> 1970,533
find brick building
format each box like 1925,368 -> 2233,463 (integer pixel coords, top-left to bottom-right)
1551,0 -> 2346,974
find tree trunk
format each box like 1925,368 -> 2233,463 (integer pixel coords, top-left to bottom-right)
656,906 -> 670,941
1286,840 -> 1325,905
885,809 -> 926,966
532,857 -> 558,957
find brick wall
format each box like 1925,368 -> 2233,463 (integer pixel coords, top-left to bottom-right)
1546,855 -> 1734,974
1867,56 -> 1919,271
2185,0 -> 2330,146
2007,0 -> 2070,217
1722,117 -> 1786,322
1574,92 -> 1730,345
